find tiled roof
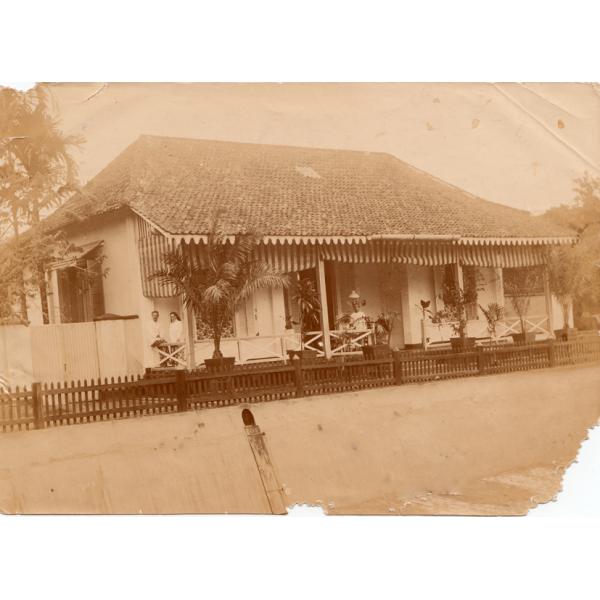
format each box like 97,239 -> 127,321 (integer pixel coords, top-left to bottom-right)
48,135 -> 572,240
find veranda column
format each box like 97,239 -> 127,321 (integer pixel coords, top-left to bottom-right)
315,254 -> 333,359
455,261 -> 464,290
542,264 -> 555,337
183,303 -> 197,368
181,243 -> 197,368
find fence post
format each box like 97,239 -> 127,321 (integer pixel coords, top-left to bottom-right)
392,350 -> 404,385
547,340 -> 555,368
175,370 -> 188,412
32,382 -> 43,429
476,346 -> 486,375
293,358 -> 304,398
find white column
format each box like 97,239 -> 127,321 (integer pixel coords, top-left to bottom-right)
542,265 -> 555,337
315,255 -> 332,358
455,261 -> 464,290
183,302 -> 196,368
179,243 -> 197,368
495,267 -> 505,306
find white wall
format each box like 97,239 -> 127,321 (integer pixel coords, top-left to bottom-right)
0,324 -> 34,387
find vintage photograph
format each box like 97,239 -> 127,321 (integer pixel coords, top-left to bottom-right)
1,82 -> 599,515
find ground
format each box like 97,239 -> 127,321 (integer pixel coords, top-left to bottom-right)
1,364 -> 599,515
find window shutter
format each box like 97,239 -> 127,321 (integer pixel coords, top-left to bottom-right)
86,258 -> 105,318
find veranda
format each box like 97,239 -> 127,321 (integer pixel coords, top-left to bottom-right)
140,233 -> 562,368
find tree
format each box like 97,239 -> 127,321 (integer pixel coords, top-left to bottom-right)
544,173 -> 600,324
152,214 -> 289,360
547,246 -> 587,333
503,267 -> 542,337
0,85 -> 83,323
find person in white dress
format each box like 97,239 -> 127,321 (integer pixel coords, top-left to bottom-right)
169,312 -> 185,345
348,291 -> 368,330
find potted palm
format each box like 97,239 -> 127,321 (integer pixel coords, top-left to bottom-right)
363,311 -> 400,359
503,268 -> 540,344
479,302 -> 504,344
288,276 -> 321,360
152,214 -> 289,371
429,281 -> 478,351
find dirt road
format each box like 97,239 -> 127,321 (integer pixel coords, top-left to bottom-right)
1,364 -> 598,515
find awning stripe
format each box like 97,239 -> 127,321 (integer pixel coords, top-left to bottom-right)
135,221 -> 553,298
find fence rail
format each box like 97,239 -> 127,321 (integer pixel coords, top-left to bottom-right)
2,338 -> 600,433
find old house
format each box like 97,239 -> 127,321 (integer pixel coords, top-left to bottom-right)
25,135 -> 574,372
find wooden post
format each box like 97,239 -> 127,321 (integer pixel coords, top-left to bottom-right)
242,410 -> 287,515
547,339 -> 556,368
476,346 -> 485,375
315,254 -> 332,359
32,382 -> 43,430
542,264 -> 555,338
392,350 -> 404,385
175,369 -> 188,412
293,358 -> 304,398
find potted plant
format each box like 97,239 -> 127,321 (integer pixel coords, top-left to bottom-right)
429,277 -> 479,351
417,299 -> 431,348
287,276 -> 321,361
503,267 -> 540,344
152,213 -> 289,371
362,311 -> 400,359
479,302 -> 504,344
548,247 -> 582,341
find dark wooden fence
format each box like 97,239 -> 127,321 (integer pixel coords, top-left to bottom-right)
2,338 -> 599,433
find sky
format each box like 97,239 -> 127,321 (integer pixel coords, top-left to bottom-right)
44,82 -> 600,215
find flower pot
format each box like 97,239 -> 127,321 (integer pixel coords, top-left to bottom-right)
556,327 -> 577,341
287,349 -> 319,362
512,332 -> 537,344
450,337 -> 476,352
362,344 -> 390,360
204,356 -> 236,372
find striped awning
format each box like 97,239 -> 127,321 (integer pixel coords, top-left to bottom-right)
136,217 -> 178,297
135,215 -> 563,298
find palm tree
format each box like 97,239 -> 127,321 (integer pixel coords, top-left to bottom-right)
152,214 -> 289,362
0,161 -> 29,318
2,85 -> 83,323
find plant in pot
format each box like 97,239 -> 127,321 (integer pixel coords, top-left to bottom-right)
479,302 -> 504,344
429,277 -> 478,351
152,214 -> 289,371
548,246 -> 584,341
288,276 -> 321,361
503,267 -> 541,344
362,311 -> 400,359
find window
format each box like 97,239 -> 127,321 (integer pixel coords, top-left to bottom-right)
503,267 -> 544,297
442,264 -> 479,321
194,309 -> 235,341
463,267 -> 479,320
57,253 -> 105,323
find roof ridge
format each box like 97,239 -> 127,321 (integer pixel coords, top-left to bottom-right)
136,133 -> 392,158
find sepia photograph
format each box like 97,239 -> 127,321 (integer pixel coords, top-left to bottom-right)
1,82 -> 599,516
